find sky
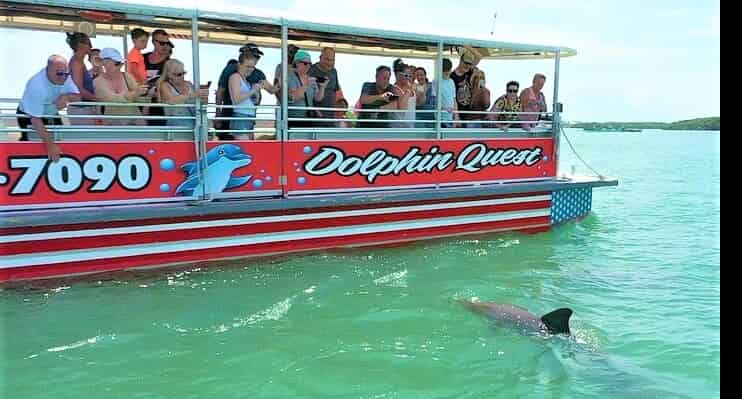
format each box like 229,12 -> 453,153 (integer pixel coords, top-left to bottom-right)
0,0 -> 720,122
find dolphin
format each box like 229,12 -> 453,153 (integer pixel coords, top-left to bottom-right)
458,299 -> 573,336
175,144 -> 253,196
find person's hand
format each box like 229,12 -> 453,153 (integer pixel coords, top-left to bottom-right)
318,78 -> 329,88
135,84 -> 149,97
45,142 -> 61,163
198,87 -> 209,101
54,96 -> 70,110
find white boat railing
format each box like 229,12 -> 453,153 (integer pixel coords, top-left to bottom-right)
1,99 -> 555,140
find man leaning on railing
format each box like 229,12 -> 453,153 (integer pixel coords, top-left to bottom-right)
16,55 -> 81,162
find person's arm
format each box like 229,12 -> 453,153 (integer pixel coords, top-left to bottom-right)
160,81 -> 193,104
229,74 -> 259,105
395,85 -> 410,110
416,83 -> 427,107
360,83 -> 388,105
289,77 -> 309,101
314,80 -> 327,102
519,90 -> 529,111
31,117 -> 61,162
215,87 -> 226,105
71,61 -> 95,101
360,92 -> 387,105
260,80 -> 278,95
53,93 -> 81,111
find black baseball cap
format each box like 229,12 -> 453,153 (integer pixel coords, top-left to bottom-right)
240,42 -> 264,57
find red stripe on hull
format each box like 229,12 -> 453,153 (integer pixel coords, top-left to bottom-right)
0,216 -> 550,281
3,201 -> 551,255
0,192 -> 550,236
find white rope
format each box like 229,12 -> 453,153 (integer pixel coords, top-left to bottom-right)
560,127 -> 605,180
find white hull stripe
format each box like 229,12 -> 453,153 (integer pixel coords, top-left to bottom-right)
1,195 -> 551,243
0,208 -> 550,268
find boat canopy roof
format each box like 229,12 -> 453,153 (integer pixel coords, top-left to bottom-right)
0,0 -> 577,60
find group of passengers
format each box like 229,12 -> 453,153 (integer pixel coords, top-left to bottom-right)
16,29 -> 206,146
16,29 -> 549,160
212,44 -> 346,140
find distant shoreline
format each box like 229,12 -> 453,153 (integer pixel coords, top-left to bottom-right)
566,117 -> 720,131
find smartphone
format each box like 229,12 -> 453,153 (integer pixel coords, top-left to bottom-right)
315,76 -> 327,83
200,81 -> 212,89
387,94 -> 400,101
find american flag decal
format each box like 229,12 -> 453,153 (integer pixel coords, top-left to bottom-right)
551,187 -> 592,225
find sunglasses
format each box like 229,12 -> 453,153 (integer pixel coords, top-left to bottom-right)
173,72 -> 186,77
55,71 -> 71,77
154,39 -> 170,46
299,61 -> 311,66
463,61 -> 473,66
507,88 -> 518,93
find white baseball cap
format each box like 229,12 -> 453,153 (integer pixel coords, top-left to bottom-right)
100,47 -> 124,64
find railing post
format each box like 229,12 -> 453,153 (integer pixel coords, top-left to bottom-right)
280,21 -> 289,198
553,48 -> 561,176
191,11 -> 209,201
435,41 -> 443,140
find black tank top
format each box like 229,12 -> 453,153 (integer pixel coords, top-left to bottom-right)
143,52 -> 169,124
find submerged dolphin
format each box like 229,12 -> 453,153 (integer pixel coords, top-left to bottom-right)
176,144 -> 253,196
459,299 -> 573,336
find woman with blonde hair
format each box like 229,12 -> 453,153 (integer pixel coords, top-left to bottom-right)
157,59 -> 208,128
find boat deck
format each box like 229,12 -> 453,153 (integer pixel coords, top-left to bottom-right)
3,175 -> 617,230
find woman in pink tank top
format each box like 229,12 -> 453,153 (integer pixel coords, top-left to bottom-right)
520,73 -> 547,130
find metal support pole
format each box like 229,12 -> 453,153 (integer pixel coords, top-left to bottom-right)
191,12 -> 209,201
552,49 -> 561,176
122,27 -> 129,60
435,41 -> 443,140
281,22 -> 289,142
280,22 -> 289,197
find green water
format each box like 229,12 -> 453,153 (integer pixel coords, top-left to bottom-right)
1,130 -> 720,398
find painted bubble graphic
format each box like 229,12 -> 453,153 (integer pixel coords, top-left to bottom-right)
543,156 -> 549,162
253,179 -> 264,188
160,183 -> 171,192
303,146 -> 312,154
148,149 -> 155,155
160,158 -> 175,171
293,162 -> 299,167
266,176 -> 272,181
260,169 -> 265,174
0,174 -> 7,185
297,176 -> 307,185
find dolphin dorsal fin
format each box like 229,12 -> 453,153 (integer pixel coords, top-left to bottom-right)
541,308 -> 573,335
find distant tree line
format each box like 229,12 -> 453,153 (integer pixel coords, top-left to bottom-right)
568,117 -> 719,131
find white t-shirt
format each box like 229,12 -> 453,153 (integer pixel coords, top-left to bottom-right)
19,68 -> 80,117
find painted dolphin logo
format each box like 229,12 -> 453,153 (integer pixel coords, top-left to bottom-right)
175,144 -> 253,196
459,299 -> 573,336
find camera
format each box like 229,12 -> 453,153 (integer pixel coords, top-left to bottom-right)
315,76 -> 327,83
